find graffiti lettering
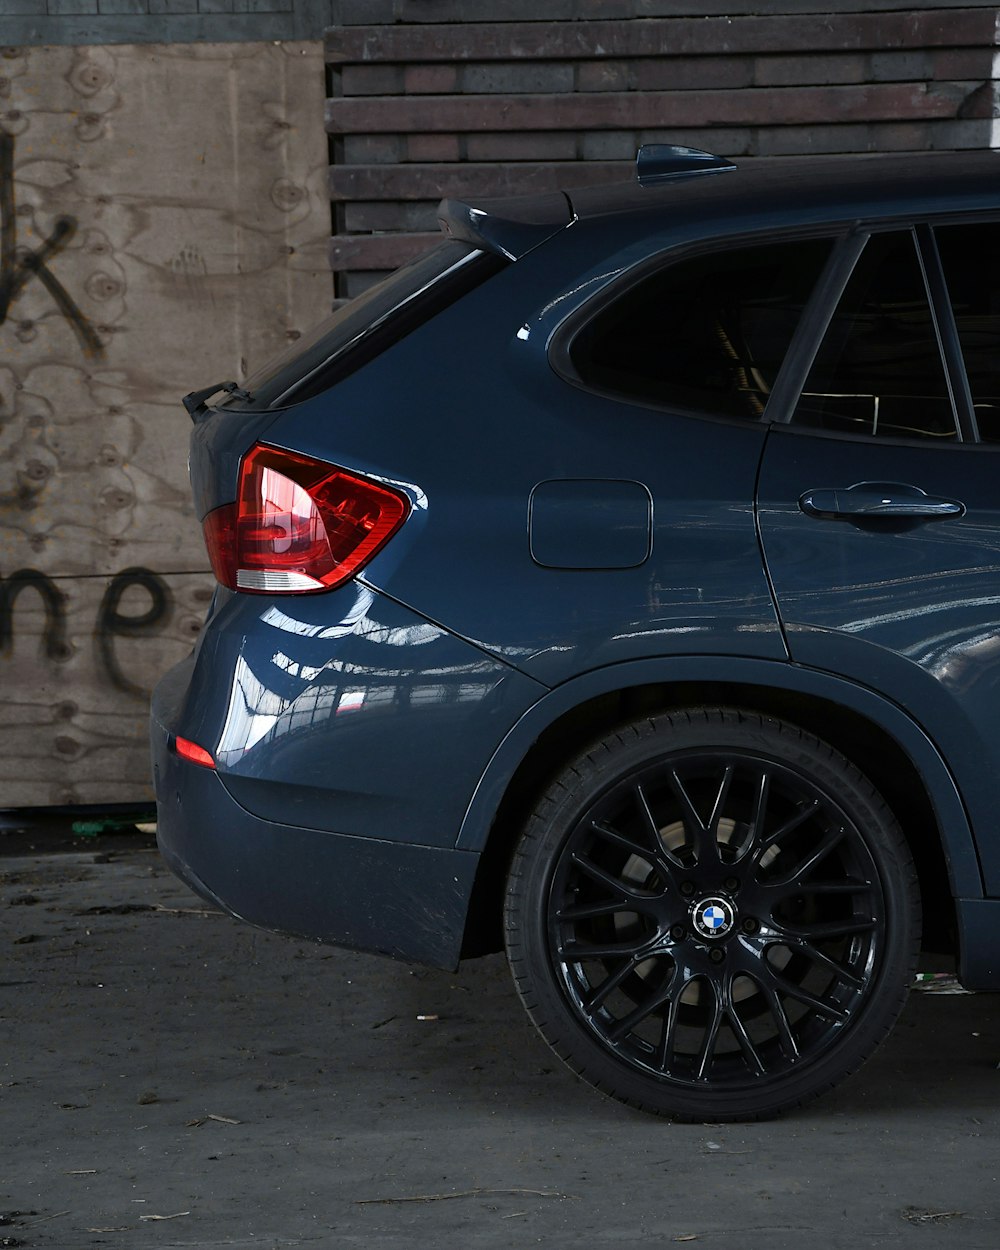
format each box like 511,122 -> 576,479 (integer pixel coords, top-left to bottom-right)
1,565 -> 173,695
0,568 -> 68,660
97,567 -> 171,695
0,128 -> 104,359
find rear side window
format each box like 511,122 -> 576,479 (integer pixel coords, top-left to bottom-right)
244,241 -> 506,409
792,231 -> 956,441
563,238 -> 833,418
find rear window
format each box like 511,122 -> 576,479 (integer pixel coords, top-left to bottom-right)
561,237 -> 833,419
243,241 -> 506,409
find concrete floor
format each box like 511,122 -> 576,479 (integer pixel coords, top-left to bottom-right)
3,839 -> 1000,1249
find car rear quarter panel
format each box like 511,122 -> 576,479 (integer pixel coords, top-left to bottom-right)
262,226 -> 788,687
164,581 -> 545,848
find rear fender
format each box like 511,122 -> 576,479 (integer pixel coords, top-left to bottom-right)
457,656 -> 982,905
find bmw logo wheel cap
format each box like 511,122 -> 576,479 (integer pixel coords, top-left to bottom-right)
692,896 -> 735,940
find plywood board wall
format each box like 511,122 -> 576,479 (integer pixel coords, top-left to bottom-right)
0,41 -> 332,807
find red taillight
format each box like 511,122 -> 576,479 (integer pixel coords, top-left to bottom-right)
175,736 -> 216,769
202,445 -> 410,594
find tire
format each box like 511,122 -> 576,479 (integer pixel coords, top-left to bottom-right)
503,708 -> 920,1121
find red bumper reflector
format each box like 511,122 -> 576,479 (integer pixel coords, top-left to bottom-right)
175,736 -> 216,769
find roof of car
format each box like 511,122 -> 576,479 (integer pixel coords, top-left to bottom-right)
567,148 -> 1000,226
440,149 -> 1000,260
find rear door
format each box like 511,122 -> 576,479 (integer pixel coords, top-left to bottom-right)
757,222 -> 1000,891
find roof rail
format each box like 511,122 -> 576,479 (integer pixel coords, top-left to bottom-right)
636,144 -> 737,186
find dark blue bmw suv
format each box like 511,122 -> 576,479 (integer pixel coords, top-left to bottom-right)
153,145 -> 1000,1120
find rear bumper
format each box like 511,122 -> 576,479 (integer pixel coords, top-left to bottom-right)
151,667 -> 480,969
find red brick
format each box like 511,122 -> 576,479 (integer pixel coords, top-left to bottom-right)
338,65 -> 404,96
754,54 -> 866,88
339,134 -> 405,162
576,60 -> 631,93
635,57 -> 753,92
869,121 -> 934,151
325,12 -> 998,65
933,48 -> 995,81
754,119 -> 947,158
755,123 -> 879,157
463,62 -> 575,94
404,63 -> 460,94
928,118 -> 994,150
635,127 -> 753,157
576,0 -> 642,15
340,272 -> 387,299
580,131 -> 639,160
343,201 -> 441,232
329,232 -> 440,272
406,133 -> 462,162
465,132 -> 578,160
328,161 -> 629,201
330,0 -> 394,26
870,51 -> 934,83
957,82 -> 993,120
391,0 -> 579,21
326,84 -> 964,136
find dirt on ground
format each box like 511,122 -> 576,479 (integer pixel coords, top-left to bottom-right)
2,835 -> 999,1249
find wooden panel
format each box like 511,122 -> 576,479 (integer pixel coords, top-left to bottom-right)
0,41 -> 332,805
0,571 -> 212,807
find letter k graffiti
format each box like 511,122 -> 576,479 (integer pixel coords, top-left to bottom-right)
0,128 -> 104,359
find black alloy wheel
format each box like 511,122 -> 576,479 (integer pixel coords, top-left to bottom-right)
504,709 -> 920,1121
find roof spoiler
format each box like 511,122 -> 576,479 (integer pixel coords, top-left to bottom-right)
437,190 -> 574,261
437,146 -> 735,258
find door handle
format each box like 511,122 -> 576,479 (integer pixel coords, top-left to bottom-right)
799,481 -> 965,522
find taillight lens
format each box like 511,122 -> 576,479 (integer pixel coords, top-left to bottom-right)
202,445 -> 410,594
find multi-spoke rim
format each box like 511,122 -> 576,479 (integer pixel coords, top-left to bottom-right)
547,750 -> 886,1091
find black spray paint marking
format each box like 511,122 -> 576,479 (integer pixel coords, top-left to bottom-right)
0,128 -> 104,359
1,566 -> 172,696
97,567 -> 171,695
0,568 -> 68,660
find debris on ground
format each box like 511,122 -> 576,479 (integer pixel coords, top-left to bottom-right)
71,812 -> 155,839
356,1188 -> 577,1205
912,973 -> 973,995
901,1207 -> 964,1223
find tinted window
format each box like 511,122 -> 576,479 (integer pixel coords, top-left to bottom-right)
567,238 -> 832,417
792,231 -> 956,441
935,221 -> 1000,442
243,242 -> 506,409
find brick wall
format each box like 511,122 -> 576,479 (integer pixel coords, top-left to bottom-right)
326,1 -> 1000,297
0,0 -> 331,43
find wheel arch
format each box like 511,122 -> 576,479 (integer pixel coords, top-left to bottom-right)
458,657 -> 978,960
